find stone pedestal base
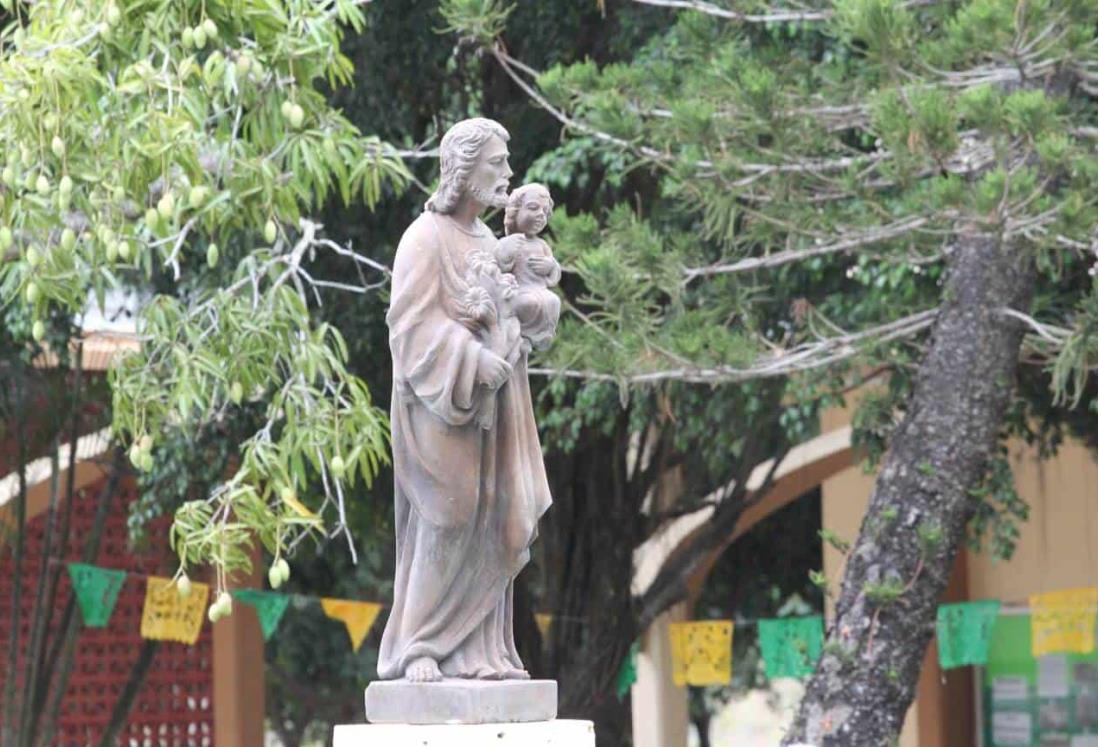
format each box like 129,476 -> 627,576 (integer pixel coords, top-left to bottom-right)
333,720 -> 594,746
365,679 -> 557,724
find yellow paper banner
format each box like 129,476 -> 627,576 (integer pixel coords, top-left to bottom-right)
140,576 -> 209,645
535,613 -> 553,638
669,620 -> 733,686
1030,588 -> 1098,657
321,598 -> 382,652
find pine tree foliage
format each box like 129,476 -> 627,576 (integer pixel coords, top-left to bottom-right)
448,0 -> 1098,555
0,0 -> 410,593
468,0 -> 1098,397
444,0 -> 1098,740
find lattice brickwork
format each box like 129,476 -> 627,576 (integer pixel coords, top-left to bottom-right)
0,472 -> 215,746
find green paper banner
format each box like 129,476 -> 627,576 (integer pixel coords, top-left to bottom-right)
67,563 -> 126,628
937,600 -> 1000,670
758,615 -> 824,679
232,589 -> 291,640
616,642 -> 639,699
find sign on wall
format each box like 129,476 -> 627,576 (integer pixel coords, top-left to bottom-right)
985,615 -> 1098,747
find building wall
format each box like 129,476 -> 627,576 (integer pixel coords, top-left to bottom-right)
0,474 -> 216,744
0,446 -> 266,746
821,404 -> 1098,746
966,438 -> 1098,601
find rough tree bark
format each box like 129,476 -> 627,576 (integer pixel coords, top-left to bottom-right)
2,371 -> 29,745
783,228 -> 1034,745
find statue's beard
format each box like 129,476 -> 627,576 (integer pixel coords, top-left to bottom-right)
468,182 -> 508,210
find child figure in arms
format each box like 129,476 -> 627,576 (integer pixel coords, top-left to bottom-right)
496,183 -> 562,352
458,248 -> 521,430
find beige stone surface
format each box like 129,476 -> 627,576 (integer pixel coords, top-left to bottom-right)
365,679 -> 556,725
333,719 -> 594,746
631,605 -> 690,747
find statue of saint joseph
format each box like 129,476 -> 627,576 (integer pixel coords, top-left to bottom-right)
378,118 -> 553,683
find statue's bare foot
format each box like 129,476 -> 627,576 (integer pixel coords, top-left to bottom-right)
502,667 -> 530,680
405,657 -> 442,683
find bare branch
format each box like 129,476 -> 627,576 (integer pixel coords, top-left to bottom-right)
530,308 -> 939,385
490,45 -> 889,185
999,308 -> 1073,344
684,216 -> 931,280
629,0 -> 829,22
627,0 -> 937,24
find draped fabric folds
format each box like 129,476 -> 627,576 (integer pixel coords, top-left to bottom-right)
378,213 -> 552,680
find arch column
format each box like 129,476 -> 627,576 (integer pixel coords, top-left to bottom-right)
213,555 -> 267,747
630,425 -> 858,745
630,603 -> 689,747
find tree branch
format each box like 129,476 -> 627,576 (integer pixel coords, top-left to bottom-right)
627,0 -> 938,23
635,440 -> 791,631
529,308 -> 938,384
490,45 -> 891,185
683,216 -> 931,280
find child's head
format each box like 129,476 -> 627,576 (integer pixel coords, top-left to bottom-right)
504,183 -> 554,236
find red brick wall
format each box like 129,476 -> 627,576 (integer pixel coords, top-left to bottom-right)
0,472 -> 215,746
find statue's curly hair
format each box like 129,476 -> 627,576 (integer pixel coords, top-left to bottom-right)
425,118 -> 510,215
503,183 -> 554,236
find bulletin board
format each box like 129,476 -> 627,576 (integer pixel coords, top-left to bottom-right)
984,614 -> 1098,747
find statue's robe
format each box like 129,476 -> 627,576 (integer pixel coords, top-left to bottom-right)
378,212 -> 552,679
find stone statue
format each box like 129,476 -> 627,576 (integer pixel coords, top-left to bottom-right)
377,118 -> 555,690
496,183 -> 562,352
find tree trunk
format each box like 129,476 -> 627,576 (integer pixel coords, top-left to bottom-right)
783,230 -> 1034,745
693,710 -> 712,747
535,386 -> 786,746
540,413 -> 643,747
36,449 -> 125,747
27,347 -> 84,740
98,640 -> 160,747
19,442 -> 61,746
2,371 -> 30,746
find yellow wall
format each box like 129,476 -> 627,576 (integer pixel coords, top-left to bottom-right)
821,404 -> 1098,747
967,438 -> 1098,601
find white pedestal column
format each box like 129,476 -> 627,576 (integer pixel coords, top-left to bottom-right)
631,604 -> 689,747
333,720 -> 595,746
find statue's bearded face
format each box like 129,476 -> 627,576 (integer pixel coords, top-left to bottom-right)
465,134 -> 513,210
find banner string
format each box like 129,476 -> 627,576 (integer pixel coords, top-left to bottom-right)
48,558 -> 1098,629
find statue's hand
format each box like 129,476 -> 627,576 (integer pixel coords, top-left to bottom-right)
476,348 -> 512,389
527,255 -> 554,276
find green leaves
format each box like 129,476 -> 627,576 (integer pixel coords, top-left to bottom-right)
967,451 -> 1029,561
110,228 -> 392,573
0,0 -> 411,587
832,0 -> 915,66
943,0 -> 1016,63
438,0 -> 515,46
1,0 -> 411,320
863,578 -> 905,607
467,0 -> 1098,417
873,88 -> 958,165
